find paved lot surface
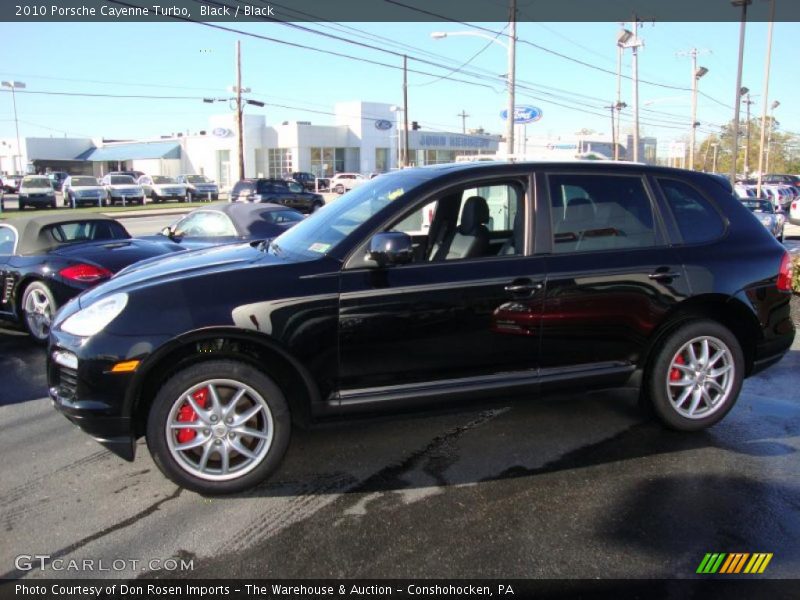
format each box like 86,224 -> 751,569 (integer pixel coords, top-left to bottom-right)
0,325 -> 797,580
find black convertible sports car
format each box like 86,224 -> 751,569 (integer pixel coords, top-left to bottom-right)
0,214 -> 183,342
148,202 -> 305,251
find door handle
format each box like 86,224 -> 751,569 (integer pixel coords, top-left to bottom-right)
504,280 -> 543,294
648,270 -> 681,281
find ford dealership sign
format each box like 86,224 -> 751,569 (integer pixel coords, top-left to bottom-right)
212,127 -> 233,138
500,105 -> 543,124
374,119 -> 393,131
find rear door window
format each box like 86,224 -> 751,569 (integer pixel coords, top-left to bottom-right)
548,173 -> 657,253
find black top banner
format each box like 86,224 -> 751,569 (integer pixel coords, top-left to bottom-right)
1,0 -> 798,23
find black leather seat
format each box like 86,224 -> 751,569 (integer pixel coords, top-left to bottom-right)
432,196 -> 490,261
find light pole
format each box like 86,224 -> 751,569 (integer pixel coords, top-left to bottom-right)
756,0 -> 777,195
689,64 -> 708,170
615,29 -> 632,160
711,143 -> 719,173
2,81 -> 26,175
431,15 -> 516,156
730,0 -> 751,183
765,100 -> 780,175
617,27 -> 643,161
390,105 -> 405,168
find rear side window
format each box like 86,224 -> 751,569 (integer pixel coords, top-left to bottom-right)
658,178 -> 724,245
232,182 -> 254,196
45,221 -> 128,243
548,174 -> 657,253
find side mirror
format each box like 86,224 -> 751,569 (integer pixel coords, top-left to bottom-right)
368,232 -> 413,267
161,226 -> 180,240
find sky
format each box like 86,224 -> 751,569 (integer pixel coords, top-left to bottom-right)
0,18 -> 797,155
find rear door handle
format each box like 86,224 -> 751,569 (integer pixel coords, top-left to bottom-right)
505,280 -> 544,294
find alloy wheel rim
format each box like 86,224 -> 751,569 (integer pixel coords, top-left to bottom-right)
23,289 -> 52,340
165,379 -> 274,482
665,336 -> 734,420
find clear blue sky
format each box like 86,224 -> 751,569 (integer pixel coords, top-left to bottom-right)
0,20 -> 797,148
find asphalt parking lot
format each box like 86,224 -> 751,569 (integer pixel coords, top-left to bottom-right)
1,307 -> 799,580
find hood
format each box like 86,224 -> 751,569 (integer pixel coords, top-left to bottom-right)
20,186 -> 53,194
52,238 -> 184,275
72,186 -> 105,193
106,184 -> 141,191
78,241 -> 281,306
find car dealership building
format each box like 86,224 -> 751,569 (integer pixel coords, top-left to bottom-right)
0,101 -> 500,189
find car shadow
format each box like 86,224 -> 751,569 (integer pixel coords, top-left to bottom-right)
0,327 -> 47,406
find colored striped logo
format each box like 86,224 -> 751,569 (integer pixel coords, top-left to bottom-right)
697,553 -> 773,574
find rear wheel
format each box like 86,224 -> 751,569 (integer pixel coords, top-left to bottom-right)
334,184 -> 345,194
21,281 -> 57,343
146,360 -> 291,494
646,320 -> 743,431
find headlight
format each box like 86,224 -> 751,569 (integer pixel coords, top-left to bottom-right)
61,293 -> 128,337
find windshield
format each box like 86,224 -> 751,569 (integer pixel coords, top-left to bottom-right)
71,177 -> 99,186
22,178 -> 51,188
109,176 -> 135,184
186,175 -> 211,183
152,176 -> 176,184
270,171 -> 429,261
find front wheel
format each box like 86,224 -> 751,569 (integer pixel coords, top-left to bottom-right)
146,360 -> 291,494
334,184 -> 345,194
21,281 -> 57,343
645,320 -> 744,431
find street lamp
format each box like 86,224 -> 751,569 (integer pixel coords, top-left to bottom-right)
689,65 -> 709,169
431,24 -> 516,156
617,27 -> 644,161
756,0 -> 777,195
1,81 -> 26,175
764,100 -> 780,176
729,0 -> 751,183
614,30 -> 633,160
390,105 -> 406,168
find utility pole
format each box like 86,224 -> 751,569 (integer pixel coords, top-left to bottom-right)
403,55 -> 409,168
756,0 -> 776,196
743,92 -> 754,175
506,0 -> 517,157
235,40 -> 244,181
457,110 -> 470,134
606,104 -> 617,159
730,0 -> 751,183
711,143 -> 719,172
679,48 -> 709,170
702,139 -> 711,171
765,101 -> 780,175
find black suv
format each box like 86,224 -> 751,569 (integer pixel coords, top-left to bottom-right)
288,171 -> 322,191
230,178 -> 325,214
48,162 -> 795,494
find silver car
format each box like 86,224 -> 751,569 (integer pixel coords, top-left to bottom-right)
175,174 -> 219,202
62,175 -> 107,208
741,198 -> 784,243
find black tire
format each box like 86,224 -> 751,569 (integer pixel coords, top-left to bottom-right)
20,281 -> 57,344
146,359 -> 291,494
18,202 -> 25,210
334,184 -> 345,194
312,202 -> 323,213
645,320 -> 744,431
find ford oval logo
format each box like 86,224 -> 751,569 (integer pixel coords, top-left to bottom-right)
500,105 -> 543,124
212,127 -> 232,138
374,119 -> 393,131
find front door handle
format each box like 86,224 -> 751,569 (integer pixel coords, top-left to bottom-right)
648,270 -> 682,281
504,280 -> 543,294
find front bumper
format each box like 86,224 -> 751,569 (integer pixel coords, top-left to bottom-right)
48,329 -> 167,461
20,195 -> 56,206
190,188 -> 219,200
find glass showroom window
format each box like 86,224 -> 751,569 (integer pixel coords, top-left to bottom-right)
375,148 -> 390,172
267,148 -> 292,178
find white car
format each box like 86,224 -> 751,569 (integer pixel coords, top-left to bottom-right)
62,175 -> 107,208
137,175 -> 187,203
100,174 -> 145,206
329,172 -> 367,194
17,176 -> 57,210
175,174 -> 219,202
789,198 -> 800,226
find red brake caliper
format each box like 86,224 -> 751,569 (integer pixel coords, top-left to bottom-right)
670,354 -> 685,382
176,388 -> 208,444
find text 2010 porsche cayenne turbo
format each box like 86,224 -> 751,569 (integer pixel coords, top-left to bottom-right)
48,162 -> 795,494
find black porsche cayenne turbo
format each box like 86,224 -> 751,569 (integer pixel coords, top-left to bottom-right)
48,162 -> 795,494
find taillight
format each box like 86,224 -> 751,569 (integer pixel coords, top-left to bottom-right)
59,264 -> 113,283
777,252 -> 793,292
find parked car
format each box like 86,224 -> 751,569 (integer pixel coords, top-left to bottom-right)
18,176 -> 57,210
790,199 -> 800,226
100,174 -> 145,206
287,171 -> 321,192
763,185 -> 794,210
1,173 -> 23,193
46,162 -> 795,494
229,178 -> 325,213
137,175 -> 187,203
148,202 -> 304,250
329,172 -> 367,194
175,174 -> 219,202
0,215 -> 183,342
62,176 -> 107,208
47,171 -> 70,192
741,198 -> 784,242
763,174 -> 800,192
